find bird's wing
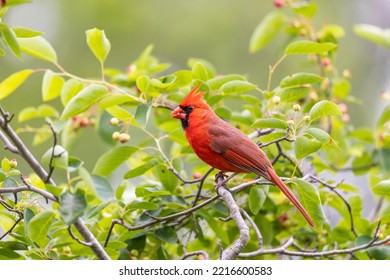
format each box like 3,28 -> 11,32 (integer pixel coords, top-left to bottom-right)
208,124 -> 271,180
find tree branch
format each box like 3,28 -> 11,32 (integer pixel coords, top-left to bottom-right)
215,172 -> 249,260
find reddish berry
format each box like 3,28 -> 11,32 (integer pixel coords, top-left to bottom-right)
274,0 -> 284,8
193,172 -> 203,180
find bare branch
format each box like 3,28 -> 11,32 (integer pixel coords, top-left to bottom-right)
0,184 -> 58,203
0,130 -> 19,154
215,172 -> 249,260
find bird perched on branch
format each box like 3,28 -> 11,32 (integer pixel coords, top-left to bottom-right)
171,86 -> 314,227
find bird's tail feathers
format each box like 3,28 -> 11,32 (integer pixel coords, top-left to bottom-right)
267,167 -> 314,227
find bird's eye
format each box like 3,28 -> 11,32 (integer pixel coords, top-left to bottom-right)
187,106 -> 194,112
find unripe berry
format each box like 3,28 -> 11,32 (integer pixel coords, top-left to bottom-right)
119,133 -> 130,143
10,159 -> 17,169
303,115 -> 310,123
109,117 -> 119,126
293,103 -> 301,112
342,69 -> 352,78
272,95 -> 281,105
112,131 -> 121,141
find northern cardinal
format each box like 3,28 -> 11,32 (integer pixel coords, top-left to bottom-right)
171,86 -> 314,227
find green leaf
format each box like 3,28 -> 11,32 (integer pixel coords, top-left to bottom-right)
92,146 -> 138,176
61,84 -> 108,119
27,211 -> 55,247
92,175 -> 114,200
277,86 -> 309,102
377,104 -> 390,128
136,75 -> 150,93
252,118 -> 287,129
249,186 -> 269,215
0,69 -> 33,100
18,104 -> 58,122
292,178 -> 326,228
135,186 -> 171,198
285,40 -> 337,55
135,103 -> 151,128
191,61 -> 209,81
154,227 -> 178,244
60,79 -> 84,106
155,164 -> 178,192
187,57 -> 216,78
291,2 -> 318,18
373,180 -> 390,196
124,158 -> 159,179
1,158 -> 11,172
215,107 -> 231,120
309,100 -> 342,121
13,26 -> 43,38
98,94 -> 139,109
280,73 -> 323,88
354,24 -> 390,50
85,28 -> 111,63
249,11 -> 285,53
331,78 -> 351,99
0,48 -> 4,56
220,80 -> 257,95
59,189 -> 87,224
41,145 -> 68,170
0,248 -> 22,259
207,74 -> 246,90
125,201 -> 159,212
295,135 -> 322,160
42,70 -> 65,101
17,36 -> 57,62
305,127 -> 331,144
105,105 -> 134,122
68,156 -> 83,172
1,23 -> 21,58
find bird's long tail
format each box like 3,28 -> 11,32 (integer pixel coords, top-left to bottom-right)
267,167 -> 314,227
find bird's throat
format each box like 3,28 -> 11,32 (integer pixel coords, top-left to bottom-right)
180,114 -> 189,129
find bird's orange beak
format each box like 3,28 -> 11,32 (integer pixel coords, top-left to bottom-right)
171,107 -> 186,119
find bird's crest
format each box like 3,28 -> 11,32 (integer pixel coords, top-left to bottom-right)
180,85 -> 207,107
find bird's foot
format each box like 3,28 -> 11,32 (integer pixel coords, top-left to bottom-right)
215,171 -> 229,194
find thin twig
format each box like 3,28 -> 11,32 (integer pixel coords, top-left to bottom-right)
240,208 -> 263,250
308,175 -> 358,237
45,122 -> 58,183
0,198 -> 24,240
239,235 -> 390,258
68,226 -> 93,246
181,247 -> 209,260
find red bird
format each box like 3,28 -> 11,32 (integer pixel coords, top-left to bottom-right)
171,86 -> 314,227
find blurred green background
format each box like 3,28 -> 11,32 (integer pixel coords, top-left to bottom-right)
1,0 -> 390,169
